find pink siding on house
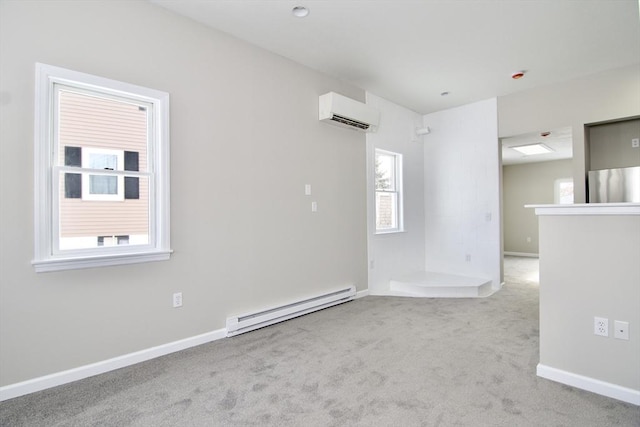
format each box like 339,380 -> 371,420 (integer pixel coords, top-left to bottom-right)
58,90 -> 149,239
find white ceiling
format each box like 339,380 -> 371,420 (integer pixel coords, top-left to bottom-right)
150,0 -> 640,115
501,127 -> 573,166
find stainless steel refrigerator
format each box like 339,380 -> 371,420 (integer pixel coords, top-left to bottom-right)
588,166 -> 640,203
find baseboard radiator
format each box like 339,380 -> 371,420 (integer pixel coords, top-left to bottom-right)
226,285 -> 356,337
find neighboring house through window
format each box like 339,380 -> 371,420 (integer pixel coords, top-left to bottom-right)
375,149 -> 403,233
33,63 -> 171,272
554,178 -> 574,204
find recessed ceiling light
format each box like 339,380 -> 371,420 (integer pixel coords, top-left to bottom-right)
512,143 -> 553,156
292,6 -> 309,18
511,71 -> 526,79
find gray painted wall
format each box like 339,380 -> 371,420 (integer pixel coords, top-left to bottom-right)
503,160 -> 572,254
498,64 -> 640,203
0,1 -> 367,386
588,118 -> 640,170
499,68 -> 640,399
538,214 -> 640,391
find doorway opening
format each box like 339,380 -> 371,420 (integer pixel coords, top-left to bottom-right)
500,126 -> 573,284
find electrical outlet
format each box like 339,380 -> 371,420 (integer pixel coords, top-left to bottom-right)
594,317 -> 608,337
632,138 -> 639,148
465,254 -> 471,262
614,320 -> 629,340
173,292 -> 183,308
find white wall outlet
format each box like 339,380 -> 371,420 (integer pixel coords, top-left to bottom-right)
304,184 -> 311,195
614,320 -> 629,340
173,292 -> 183,308
632,138 -> 639,148
594,317 -> 608,337
465,254 -> 471,262
526,237 -> 532,243
311,201 -> 317,212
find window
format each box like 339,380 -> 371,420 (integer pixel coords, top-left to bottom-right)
375,149 -> 403,233
554,178 -> 574,204
33,63 -> 171,272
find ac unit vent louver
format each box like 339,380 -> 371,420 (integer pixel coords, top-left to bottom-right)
319,92 -> 379,133
330,114 -> 370,130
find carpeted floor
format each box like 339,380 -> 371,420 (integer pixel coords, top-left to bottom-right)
1,257 -> 639,426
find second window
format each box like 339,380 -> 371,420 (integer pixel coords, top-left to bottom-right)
375,149 -> 403,233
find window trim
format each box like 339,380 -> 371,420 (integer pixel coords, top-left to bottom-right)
374,148 -> 404,234
33,63 -> 171,272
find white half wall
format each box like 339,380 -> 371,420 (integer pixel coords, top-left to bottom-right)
366,93 -> 425,293
423,98 -> 501,289
533,206 -> 640,404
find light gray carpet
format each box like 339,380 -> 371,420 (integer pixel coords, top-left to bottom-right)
1,257 -> 639,426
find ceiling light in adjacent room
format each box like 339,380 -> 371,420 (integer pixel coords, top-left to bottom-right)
511,71 -> 526,79
292,6 -> 309,17
512,143 -> 553,156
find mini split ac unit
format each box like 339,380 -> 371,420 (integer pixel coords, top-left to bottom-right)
319,92 -> 380,132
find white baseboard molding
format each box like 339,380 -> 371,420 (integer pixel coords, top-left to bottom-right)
0,289 -> 369,402
537,363 -> 640,405
504,251 -> 539,258
355,289 -> 369,299
0,328 -> 226,402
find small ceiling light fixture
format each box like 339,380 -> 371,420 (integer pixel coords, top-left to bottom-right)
540,131 -> 551,137
440,91 -> 450,96
512,143 -> 553,156
511,71 -> 526,80
292,6 -> 309,18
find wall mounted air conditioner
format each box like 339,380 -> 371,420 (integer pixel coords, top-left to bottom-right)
319,92 -> 380,132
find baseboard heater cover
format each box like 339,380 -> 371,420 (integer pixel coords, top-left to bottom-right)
226,285 -> 356,337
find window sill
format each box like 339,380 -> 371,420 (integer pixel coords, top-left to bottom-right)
32,250 -> 172,273
375,229 -> 406,236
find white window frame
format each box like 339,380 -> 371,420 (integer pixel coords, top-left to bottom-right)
33,63 -> 171,272
374,148 -> 404,234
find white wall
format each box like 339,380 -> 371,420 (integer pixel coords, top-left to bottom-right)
0,0 -> 367,387
498,64 -> 640,203
365,94 -> 425,293
423,99 -> 501,288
